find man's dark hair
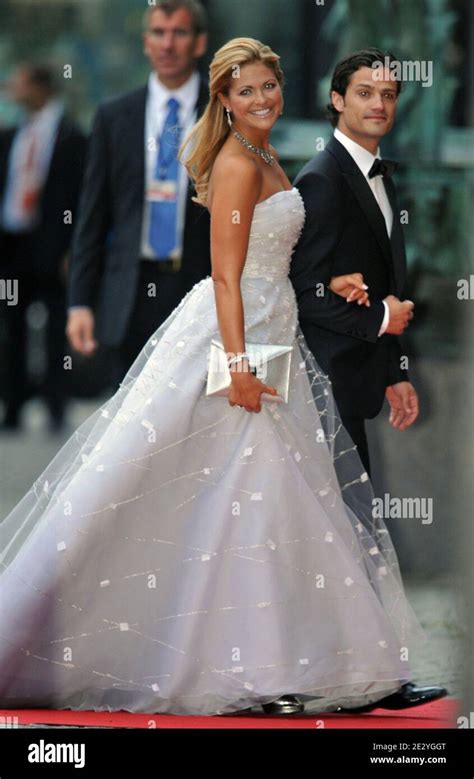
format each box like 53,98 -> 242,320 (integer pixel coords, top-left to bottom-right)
143,0 -> 208,35
326,47 -> 403,127
22,63 -> 60,95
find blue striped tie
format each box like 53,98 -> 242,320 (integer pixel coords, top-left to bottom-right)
148,97 -> 181,259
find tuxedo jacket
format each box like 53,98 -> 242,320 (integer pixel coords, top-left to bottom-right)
0,116 -> 86,277
68,74 -> 211,348
289,136 -> 409,420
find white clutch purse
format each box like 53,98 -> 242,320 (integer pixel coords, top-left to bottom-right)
206,339 -> 293,404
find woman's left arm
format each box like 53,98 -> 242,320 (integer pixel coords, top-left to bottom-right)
329,273 -> 371,307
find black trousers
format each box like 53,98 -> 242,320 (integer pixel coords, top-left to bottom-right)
340,414 -> 371,477
0,232 -> 68,422
115,260 -> 187,385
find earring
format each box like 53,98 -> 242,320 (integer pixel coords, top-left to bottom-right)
225,108 -> 232,127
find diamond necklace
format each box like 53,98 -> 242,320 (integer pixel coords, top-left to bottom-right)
232,129 -> 275,166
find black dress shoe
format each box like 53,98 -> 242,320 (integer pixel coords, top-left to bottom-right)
335,682 -> 448,714
261,695 -> 304,715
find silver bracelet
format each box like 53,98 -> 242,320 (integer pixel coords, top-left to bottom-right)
227,353 -> 249,368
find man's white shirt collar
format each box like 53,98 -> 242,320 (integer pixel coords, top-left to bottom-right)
147,70 -> 200,114
333,127 -> 381,178
24,97 -> 64,132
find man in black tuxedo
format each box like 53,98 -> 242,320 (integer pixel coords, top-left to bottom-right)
0,63 -> 86,431
290,48 -> 419,477
290,48 -> 447,712
67,0 -> 211,383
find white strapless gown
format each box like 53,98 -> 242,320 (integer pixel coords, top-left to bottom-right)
0,187 -> 427,716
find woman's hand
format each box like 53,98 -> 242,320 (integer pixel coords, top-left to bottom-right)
329,273 -> 370,307
229,371 -> 278,413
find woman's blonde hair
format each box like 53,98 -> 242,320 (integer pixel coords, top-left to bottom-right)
178,37 -> 284,207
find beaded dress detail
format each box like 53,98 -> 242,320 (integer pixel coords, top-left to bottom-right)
0,187 -> 426,715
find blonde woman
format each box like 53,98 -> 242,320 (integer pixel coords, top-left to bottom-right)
0,39 -> 427,717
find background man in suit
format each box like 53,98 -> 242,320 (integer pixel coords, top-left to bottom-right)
290,48 -> 418,478
67,0 -> 211,384
0,63 -> 86,431
290,47 -> 446,713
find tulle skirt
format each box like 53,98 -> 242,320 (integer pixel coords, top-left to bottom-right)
0,275 -> 427,715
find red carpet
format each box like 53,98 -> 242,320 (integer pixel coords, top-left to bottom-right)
0,698 -> 458,729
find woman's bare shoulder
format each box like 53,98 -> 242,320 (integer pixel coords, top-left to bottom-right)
208,149 -> 262,208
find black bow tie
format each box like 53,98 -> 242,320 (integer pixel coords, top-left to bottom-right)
368,158 -> 398,179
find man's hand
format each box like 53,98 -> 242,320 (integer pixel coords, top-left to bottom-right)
66,307 -> 98,356
384,295 -> 415,335
386,382 -> 419,430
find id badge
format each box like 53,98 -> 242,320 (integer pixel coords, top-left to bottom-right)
147,179 -> 178,202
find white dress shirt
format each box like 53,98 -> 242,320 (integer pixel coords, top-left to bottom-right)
140,70 -> 200,259
1,98 -> 64,232
333,127 -> 391,335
